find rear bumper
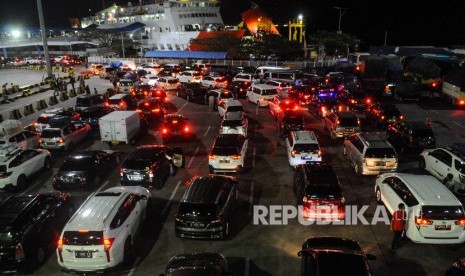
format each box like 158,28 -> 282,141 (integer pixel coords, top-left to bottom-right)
209,164 -> 243,173
361,166 -> 397,175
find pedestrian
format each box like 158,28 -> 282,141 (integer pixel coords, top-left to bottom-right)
53,79 -> 59,96
390,203 -> 407,250
69,75 -> 76,92
94,87 -> 98,94
208,93 -> 215,111
85,85 -> 91,95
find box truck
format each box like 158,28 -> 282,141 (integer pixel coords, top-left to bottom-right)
442,67 -> 465,107
99,111 -> 140,144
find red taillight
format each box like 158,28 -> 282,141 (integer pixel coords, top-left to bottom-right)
151,108 -> 160,113
184,126 -> 189,133
144,102 -> 150,106
103,237 -> 115,263
162,128 -> 168,134
355,66 -> 360,72
455,218 -> 465,226
59,138 -> 65,144
415,216 -> 433,225
431,82 -> 437,88
172,120 -> 178,124
399,115 -> 404,120
366,98 -> 371,104
34,122 -> 38,127
318,150 -> 322,157
381,115 -> 385,120
294,105 -> 300,111
321,106 -> 326,112
231,155 -> 241,160
304,95 -> 310,99
164,97 -> 168,102
148,169 -> 154,177
39,139 -> 43,144
104,102 -> 110,107
459,100 -> 465,105
120,168 -> 124,176
136,109 -> 142,113
119,102 -> 124,107
15,243 -> 24,261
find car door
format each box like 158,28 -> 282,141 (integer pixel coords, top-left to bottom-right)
380,177 -> 400,213
24,150 -> 43,173
24,131 -> 40,149
427,149 -> 451,179
18,151 -> 36,177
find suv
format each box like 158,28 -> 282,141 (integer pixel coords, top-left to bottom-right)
176,82 -> 209,104
75,94 -> 105,113
157,77 -> 181,91
268,95 -> 300,120
419,144 -> 465,194
344,133 -> 398,175
246,84 -> 278,107
264,80 -> 291,94
53,150 -> 120,190
387,120 -> 436,154
105,93 -> 137,111
177,70 -> 202,83
298,237 -> 376,276
308,96 -> 339,118
0,144 -> 52,191
286,131 -> 321,166
0,130 -> 39,149
218,99 -> 243,117
209,89 -> 234,110
209,134 -> 248,173
34,108 -> 80,133
39,123 -> 91,151
161,114 -> 192,142
57,186 -> 151,272
120,145 -> 184,189
375,173 -> 465,244
277,110 -> 305,138
366,103 -> 403,128
0,193 -> 72,269
162,253 -> 231,276
325,111 -> 361,139
229,80 -> 252,99
220,111 -> 248,138
175,174 -> 237,239
137,98 -> 166,122
117,78 -> 135,93
294,163 -> 345,221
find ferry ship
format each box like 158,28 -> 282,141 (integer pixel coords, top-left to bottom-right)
80,0 -> 244,51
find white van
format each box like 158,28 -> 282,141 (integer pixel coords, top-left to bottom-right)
246,84 -> 278,107
57,186 -> 151,272
375,173 -> 465,244
255,66 -> 290,78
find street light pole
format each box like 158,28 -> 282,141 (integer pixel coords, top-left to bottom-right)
37,0 -> 52,77
333,7 -> 347,34
121,33 -> 125,58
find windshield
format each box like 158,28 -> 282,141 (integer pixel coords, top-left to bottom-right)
169,269 -> 219,276
222,120 -> 242,127
421,205 -> 464,220
37,116 -> 50,124
262,89 -> 277,96
365,148 -> 396,158
178,203 -> 217,218
40,129 -> 61,138
60,157 -> 93,171
211,147 -> 238,156
109,99 -> 123,105
76,97 -> 92,107
338,117 -> 358,127
293,143 -> 319,153
412,129 -> 434,138
63,231 -> 103,246
168,79 -> 179,84
306,186 -> 342,200
227,106 -> 243,112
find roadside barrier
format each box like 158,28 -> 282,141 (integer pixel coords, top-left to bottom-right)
59,91 -> 69,102
0,114 -> 3,123
68,89 -> 77,97
23,104 -> 35,116
9,109 -> 22,119
49,95 -> 59,106
36,99 -> 48,110
21,89 -> 32,97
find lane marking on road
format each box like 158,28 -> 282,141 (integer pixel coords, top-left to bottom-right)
245,257 -> 250,276
203,125 -> 211,137
127,257 -> 141,276
252,147 -> 256,168
187,146 -> 200,168
248,181 -> 254,216
176,101 -> 188,114
453,121 -> 465,129
161,180 -> 182,216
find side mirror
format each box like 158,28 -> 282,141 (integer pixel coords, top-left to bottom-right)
366,254 -> 377,261
141,195 -> 148,201
297,250 -> 308,257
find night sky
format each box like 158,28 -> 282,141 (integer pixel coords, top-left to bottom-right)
0,0 -> 463,50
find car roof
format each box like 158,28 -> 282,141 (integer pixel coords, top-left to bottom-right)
181,175 -> 235,204
358,133 -> 392,148
392,173 -> 462,206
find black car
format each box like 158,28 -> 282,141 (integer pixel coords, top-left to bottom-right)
175,174 -> 237,240
308,96 -> 339,118
277,110 -> 305,138
176,82 -> 209,104
288,85 -> 314,106
298,237 -> 376,276
135,84 -> 153,100
0,193 -> 72,270
137,98 -> 166,122
162,114 -> 192,142
229,80 -> 251,98
53,151 -> 119,190
446,257 -> 465,276
74,94 -> 105,113
162,253 -> 231,276
386,120 -> 436,154
77,106 -> 110,131
366,103 -> 403,128
120,145 -> 184,189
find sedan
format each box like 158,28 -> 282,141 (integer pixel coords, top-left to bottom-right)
201,76 -> 228,89
53,150 -> 119,190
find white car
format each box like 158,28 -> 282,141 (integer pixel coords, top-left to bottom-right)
285,131 -> 322,166
419,144 -> 465,194
140,74 -> 159,86
177,70 -> 202,83
375,173 -> 465,244
0,144 -> 52,191
209,134 -> 248,173
246,84 -> 278,107
218,99 -> 243,117
57,186 -> 151,272
220,111 -> 248,138
201,76 -> 228,89
157,77 -> 181,91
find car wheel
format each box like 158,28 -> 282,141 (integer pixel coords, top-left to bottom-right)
375,188 -> 382,203
16,175 -> 27,191
123,237 -> 134,267
222,222 -> 230,240
35,246 -> 46,265
418,157 -> 426,171
43,156 -> 52,170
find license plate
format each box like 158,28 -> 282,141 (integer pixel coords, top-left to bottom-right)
75,251 -> 92,258
219,160 -> 229,163
302,156 -> 312,160
192,222 -> 205,228
435,225 -> 451,230
111,140 -> 119,145
129,175 -> 143,181
46,142 -> 55,145
375,161 -> 386,166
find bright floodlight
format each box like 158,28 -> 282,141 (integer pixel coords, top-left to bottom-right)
11,30 -> 21,38
298,14 -> 303,20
